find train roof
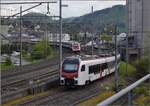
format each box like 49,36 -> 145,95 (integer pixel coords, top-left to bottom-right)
65,53 -> 120,62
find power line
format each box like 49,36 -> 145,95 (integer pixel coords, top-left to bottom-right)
7,3 -> 42,19
0,1 -> 57,5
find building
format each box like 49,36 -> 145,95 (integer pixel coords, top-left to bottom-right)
127,0 -> 143,48
143,0 -> 150,53
127,0 -> 150,54
48,33 -> 70,42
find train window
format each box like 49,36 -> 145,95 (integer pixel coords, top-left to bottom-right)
63,64 -> 78,72
101,63 -> 108,70
89,64 -> 100,74
109,61 -> 115,68
81,65 -> 85,72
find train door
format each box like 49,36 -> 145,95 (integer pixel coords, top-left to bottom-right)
78,64 -> 88,85
88,64 -> 100,81
99,64 -> 103,78
101,63 -> 109,77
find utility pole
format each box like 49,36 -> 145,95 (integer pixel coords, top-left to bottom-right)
59,0 -> 62,71
91,6 -> 94,57
125,32 -> 129,76
126,0 -> 129,76
19,6 -> 22,67
114,25 -> 119,92
98,33 -> 101,55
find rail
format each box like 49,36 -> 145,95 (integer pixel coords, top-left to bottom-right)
97,74 -> 150,106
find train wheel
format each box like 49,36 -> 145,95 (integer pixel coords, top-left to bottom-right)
85,80 -> 90,85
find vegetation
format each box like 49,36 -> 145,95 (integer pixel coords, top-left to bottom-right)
0,63 -> 15,71
133,57 -> 149,77
101,34 -> 112,42
5,57 -> 12,65
1,44 -> 12,55
119,61 -> 136,77
1,44 -> 29,55
78,91 -> 115,106
1,5 -> 125,34
1,57 -> 15,70
133,83 -> 150,106
31,40 -> 52,60
2,91 -> 49,106
133,95 -> 150,106
63,5 -> 126,33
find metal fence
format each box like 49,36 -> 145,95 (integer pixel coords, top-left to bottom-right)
97,74 -> 150,106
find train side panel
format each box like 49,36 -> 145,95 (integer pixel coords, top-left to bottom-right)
77,63 -> 89,85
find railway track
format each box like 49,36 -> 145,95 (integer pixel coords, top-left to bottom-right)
1,68 -> 59,103
1,52 -> 77,103
1,50 -> 90,104
16,74 -> 114,106
2,64 -> 58,88
1,52 -> 76,87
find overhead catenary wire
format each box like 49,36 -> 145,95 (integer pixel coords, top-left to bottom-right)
0,1 -> 57,5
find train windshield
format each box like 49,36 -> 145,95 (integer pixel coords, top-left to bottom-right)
63,64 -> 78,72
63,58 -> 79,72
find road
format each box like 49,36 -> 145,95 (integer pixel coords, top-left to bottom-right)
11,56 -> 30,66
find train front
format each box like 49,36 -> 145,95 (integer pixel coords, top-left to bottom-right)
60,57 -> 79,86
72,42 -> 81,52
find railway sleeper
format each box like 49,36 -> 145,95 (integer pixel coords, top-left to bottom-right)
28,84 -> 48,95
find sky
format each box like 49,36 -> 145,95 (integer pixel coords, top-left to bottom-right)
1,0 -> 126,18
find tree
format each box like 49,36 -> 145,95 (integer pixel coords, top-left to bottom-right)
5,57 -> 12,66
31,39 -> 52,60
100,34 -> 112,42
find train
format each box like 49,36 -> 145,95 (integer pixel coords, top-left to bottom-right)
50,41 -> 81,52
60,54 -> 120,86
63,41 -> 81,52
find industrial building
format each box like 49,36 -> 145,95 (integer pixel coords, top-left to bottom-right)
127,0 -> 150,54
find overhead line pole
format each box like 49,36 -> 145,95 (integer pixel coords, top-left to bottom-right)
114,25 -> 119,92
126,0 -> 129,76
91,6 -> 94,57
59,0 -> 62,72
19,6 -> 22,67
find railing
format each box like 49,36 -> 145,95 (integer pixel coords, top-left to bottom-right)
97,74 -> 150,106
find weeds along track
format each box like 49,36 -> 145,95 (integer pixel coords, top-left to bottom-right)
1,59 -> 59,87
2,68 -> 59,104
2,57 -> 59,78
2,64 -> 58,87
1,51 -> 88,104
1,52 -> 74,87
17,75 -> 114,106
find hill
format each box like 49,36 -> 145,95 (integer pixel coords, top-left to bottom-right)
1,5 -> 126,33
63,5 -> 126,33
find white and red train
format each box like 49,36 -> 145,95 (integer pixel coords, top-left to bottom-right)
50,41 -> 81,52
60,54 -> 120,86
63,41 -> 81,52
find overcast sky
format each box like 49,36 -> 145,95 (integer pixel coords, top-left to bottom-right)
1,1 -> 126,18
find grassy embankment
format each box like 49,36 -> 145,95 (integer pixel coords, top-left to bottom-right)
0,63 -> 15,70
78,59 -> 149,106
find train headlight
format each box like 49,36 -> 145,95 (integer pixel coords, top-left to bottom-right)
60,79 -> 65,85
74,80 -> 78,84
74,78 -> 78,85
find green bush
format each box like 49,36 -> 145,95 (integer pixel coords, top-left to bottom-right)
101,34 -> 112,42
1,44 -> 12,54
133,57 -> 149,77
5,57 -> 12,66
31,40 -> 52,60
134,86 -> 149,96
119,61 -> 136,77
